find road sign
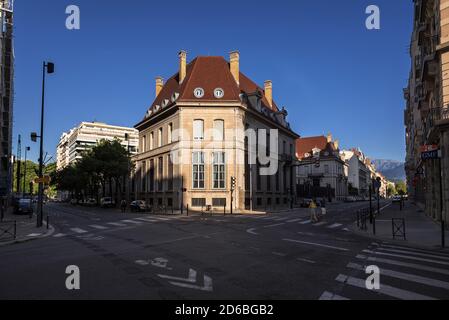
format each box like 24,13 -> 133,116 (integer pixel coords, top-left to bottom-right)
420,145 -> 438,152
421,150 -> 440,160
34,176 -> 51,184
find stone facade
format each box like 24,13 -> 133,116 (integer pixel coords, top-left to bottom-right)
133,52 -> 299,212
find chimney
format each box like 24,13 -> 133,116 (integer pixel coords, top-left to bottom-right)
327,133 -> 332,143
155,77 -> 164,97
264,80 -> 273,108
179,50 -> 187,84
229,50 -> 240,85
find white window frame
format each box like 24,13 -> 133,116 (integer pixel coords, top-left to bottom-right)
213,119 -> 224,141
212,152 -> 226,189
193,119 -> 204,140
192,151 -> 205,189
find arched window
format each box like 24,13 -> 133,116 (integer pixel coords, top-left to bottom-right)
193,119 -> 204,140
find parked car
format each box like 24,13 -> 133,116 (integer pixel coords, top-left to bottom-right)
392,195 -> 402,203
14,199 -> 34,215
84,198 -> 97,207
100,197 -> 115,208
130,200 -> 150,212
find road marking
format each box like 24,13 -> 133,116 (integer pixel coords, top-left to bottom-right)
347,262 -> 449,291
380,244 -> 449,257
135,218 -> 158,223
319,291 -> 349,300
272,252 -> 287,257
158,269 -> 197,283
27,233 -> 42,237
299,220 -> 312,225
356,254 -> 449,276
286,218 -> 303,223
362,250 -> 449,266
169,275 -> 213,292
70,228 -> 88,234
121,220 -> 143,224
335,274 -> 436,300
297,257 -> 316,264
89,225 -> 108,230
152,217 -> 170,221
107,222 -> 127,227
272,217 -> 290,221
377,247 -> 449,261
313,222 -> 327,226
342,228 -> 350,232
246,228 -> 258,235
264,223 -> 285,228
283,239 -> 349,252
327,223 -> 343,229
53,233 -> 66,238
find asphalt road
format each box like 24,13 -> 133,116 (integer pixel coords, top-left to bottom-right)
0,201 -> 448,300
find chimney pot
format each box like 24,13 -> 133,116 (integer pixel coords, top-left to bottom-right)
155,77 -> 164,97
264,80 -> 273,108
179,50 -> 187,84
230,50 -> 240,85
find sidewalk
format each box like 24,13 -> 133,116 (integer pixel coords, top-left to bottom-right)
0,207 -> 54,247
351,201 -> 448,250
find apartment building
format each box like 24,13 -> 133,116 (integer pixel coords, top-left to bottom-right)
295,134 -> 348,201
340,148 -> 370,196
404,0 -> 449,223
56,122 -> 139,170
133,51 -> 299,212
0,0 -> 13,197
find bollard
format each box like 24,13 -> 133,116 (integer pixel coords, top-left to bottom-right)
224,204 -> 226,216
187,204 -> 189,216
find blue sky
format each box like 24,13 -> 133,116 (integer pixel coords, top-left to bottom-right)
13,0 -> 413,162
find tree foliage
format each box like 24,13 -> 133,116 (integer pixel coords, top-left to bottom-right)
52,139 -> 133,199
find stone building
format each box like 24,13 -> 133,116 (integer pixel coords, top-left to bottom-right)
295,134 -> 348,201
133,51 -> 299,212
404,0 -> 449,224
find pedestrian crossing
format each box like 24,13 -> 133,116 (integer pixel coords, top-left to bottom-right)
319,242 -> 449,300
52,215 -> 183,239
256,214 -> 350,232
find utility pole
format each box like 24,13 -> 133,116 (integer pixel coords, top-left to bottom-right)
22,146 -> 30,197
36,61 -> 54,228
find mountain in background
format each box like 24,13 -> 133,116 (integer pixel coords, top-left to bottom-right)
372,159 -> 406,182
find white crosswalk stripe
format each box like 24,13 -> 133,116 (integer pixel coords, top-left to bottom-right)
107,222 -> 127,227
362,249 -> 449,266
70,228 -> 88,234
347,262 -> 449,291
135,217 -> 158,223
286,218 -> 303,223
121,220 -> 143,224
319,291 -> 349,300
334,274 -> 436,300
327,223 -> 343,229
299,220 -> 312,225
53,233 -> 66,238
89,225 -> 108,230
321,243 -> 449,300
313,222 -> 327,226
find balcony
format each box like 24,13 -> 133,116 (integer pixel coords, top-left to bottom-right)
424,107 -> 449,143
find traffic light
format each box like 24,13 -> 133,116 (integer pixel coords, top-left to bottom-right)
31,132 -> 38,142
230,176 -> 236,191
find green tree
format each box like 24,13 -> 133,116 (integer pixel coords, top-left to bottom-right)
395,181 -> 407,195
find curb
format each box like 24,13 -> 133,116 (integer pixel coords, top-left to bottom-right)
0,221 -> 55,247
348,222 -> 449,252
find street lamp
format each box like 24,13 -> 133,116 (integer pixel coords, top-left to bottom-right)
35,61 -> 54,228
22,146 -> 30,197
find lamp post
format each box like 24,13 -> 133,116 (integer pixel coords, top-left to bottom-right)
22,146 -> 30,198
35,61 -> 54,228
124,133 -> 131,210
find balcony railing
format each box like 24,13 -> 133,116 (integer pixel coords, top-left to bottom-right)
424,107 -> 449,139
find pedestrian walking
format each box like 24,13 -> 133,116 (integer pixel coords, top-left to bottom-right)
309,198 -> 318,222
120,199 -> 127,213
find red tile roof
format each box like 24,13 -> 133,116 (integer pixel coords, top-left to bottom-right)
296,136 -> 339,159
144,56 -> 280,116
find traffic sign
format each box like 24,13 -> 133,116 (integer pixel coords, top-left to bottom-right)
34,176 -> 51,184
420,145 -> 438,152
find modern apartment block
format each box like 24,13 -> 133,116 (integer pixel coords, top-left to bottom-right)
295,134 -> 348,201
404,0 -> 449,223
0,0 -> 13,197
133,51 -> 299,212
56,122 -> 139,170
